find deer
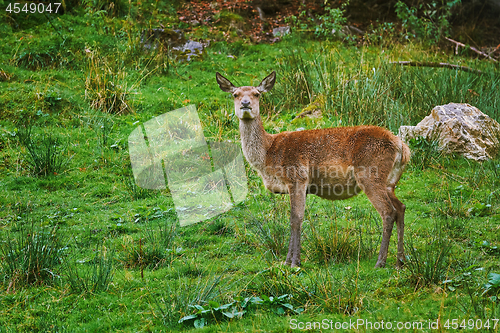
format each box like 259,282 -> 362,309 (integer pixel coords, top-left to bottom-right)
216,71 -> 410,268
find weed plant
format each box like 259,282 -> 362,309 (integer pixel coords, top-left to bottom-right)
153,273 -> 234,328
457,274 -> 500,319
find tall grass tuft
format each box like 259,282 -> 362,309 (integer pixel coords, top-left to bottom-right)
0,219 -> 63,290
307,267 -> 362,315
307,222 -> 360,265
85,48 -> 133,114
123,172 -> 155,200
407,135 -> 442,171
17,126 -> 71,177
404,225 -> 452,288
247,265 -> 310,303
153,273 -> 234,328
249,264 -> 363,315
246,196 -> 289,261
122,220 -> 177,270
269,45 -> 499,134
65,243 -> 115,294
304,203 -> 378,265
274,49 -> 314,108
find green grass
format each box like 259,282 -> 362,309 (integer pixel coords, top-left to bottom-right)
1,9 -> 500,333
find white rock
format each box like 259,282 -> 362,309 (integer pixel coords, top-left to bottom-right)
398,103 -> 500,161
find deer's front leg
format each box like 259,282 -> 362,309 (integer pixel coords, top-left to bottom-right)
285,182 -> 307,267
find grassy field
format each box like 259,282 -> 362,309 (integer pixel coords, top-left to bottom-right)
0,5 -> 500,332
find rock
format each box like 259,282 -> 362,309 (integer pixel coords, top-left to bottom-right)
341,25 -> 365,36
398,103 -> 500,161
272,26 -> 290,37
292,94 -> 325,124
172,40 -> 205,61
140,28 -> 185,50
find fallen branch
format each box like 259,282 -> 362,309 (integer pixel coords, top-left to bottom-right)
487,43 -> 500,58
390,61 -> 482,75
445,37 -> 497,62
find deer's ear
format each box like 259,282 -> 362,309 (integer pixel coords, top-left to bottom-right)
216,72 -> 236,93
257,71 -> 276,93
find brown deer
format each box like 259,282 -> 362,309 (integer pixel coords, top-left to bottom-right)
216,71 -> 410,268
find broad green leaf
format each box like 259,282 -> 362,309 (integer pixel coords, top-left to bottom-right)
208,300 -> 219,308
488,272 -> 500,285
216,302 -> 235,310
178,314 -> 197,323
194,318 -> 206,328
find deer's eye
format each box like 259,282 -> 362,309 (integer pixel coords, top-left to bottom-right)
233,93 -> 239,98
253,92 -> 260,97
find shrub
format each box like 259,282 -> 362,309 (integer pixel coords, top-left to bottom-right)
395,0 -> 461,44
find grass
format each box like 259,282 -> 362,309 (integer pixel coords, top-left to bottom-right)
0,9 -> 500,332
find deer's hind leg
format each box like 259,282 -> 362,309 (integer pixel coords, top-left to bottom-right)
355,172 -> 398,268
388,188 -> 405,268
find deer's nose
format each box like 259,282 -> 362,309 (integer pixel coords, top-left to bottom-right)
241,100 -> 250,107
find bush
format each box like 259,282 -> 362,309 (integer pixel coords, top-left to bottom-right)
395,0 -> 461,44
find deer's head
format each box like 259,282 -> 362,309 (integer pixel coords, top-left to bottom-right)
216,71 -> 276,120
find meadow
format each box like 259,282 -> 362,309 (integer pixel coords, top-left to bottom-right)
0,3 -> 499,332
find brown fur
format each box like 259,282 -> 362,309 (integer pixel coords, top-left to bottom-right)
216,71 -> 410,268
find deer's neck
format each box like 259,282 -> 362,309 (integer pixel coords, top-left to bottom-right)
239,117 -> 272,171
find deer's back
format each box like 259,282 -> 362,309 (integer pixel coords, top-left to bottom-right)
266,125 -> 400,167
